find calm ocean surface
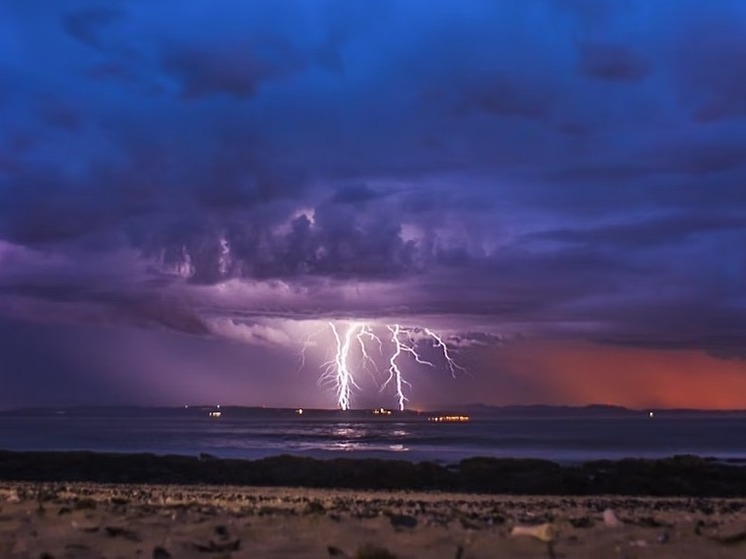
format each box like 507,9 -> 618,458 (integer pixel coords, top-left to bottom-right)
2,408 -> 746,464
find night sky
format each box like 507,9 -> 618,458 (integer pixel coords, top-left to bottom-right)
1,0 -> 745,410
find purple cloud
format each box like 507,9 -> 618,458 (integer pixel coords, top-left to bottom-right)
0,0 -> 742,408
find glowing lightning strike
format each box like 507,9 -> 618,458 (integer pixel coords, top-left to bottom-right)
321,322 -> 362,410
383,324 -> 413,411
315,322 -> 466,411
383,325 -> 463,410
424,328 -> 467,377
297,326 -> 324,374
356,324 -> 382,374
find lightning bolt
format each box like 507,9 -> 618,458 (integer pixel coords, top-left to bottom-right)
297,326 -> 324,374
322,322 -> 360,410
424,328 -> 467,377
218,236 -> 231,276
356,324 -> 382,374
316,322 -> 465,411
383,324 -> 413,411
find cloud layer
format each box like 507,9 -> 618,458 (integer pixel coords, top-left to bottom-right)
0,0 -> 744,370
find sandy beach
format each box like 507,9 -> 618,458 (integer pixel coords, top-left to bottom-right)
1,482 -> 745,558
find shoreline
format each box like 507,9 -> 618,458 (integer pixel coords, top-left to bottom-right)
2,449 -> 746,497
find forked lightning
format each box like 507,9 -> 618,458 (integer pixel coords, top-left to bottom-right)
318,321 -> 464,410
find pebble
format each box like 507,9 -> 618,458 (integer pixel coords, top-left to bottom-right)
193,538 -> 241,553
306,500 -> 326,514
510,523 -> 557,542
356,543 -> 398,559
104,526 -> 141,541
569,516 -> 594,528
603,508 -> 623,527
712,530 -> 746,546
214,524 -> 229,538
389,513 -> 417,529
72,521 -> 100,533
73,498 -> 97,511
152,546 -> 172,558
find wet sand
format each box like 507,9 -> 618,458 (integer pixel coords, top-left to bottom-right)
1,482 -> 745,558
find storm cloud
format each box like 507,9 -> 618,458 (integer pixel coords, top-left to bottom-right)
0,0 -> 745,408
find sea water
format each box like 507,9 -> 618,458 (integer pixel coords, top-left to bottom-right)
1,407 -> 746,464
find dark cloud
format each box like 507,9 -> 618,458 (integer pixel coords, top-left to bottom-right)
61,7 -> 123,50
555,0 -> 633,25
0,0 -> 743,388
162,44 -> 283,99
331,184 -> 381,205
599,335 -> 746,361
578,43 -> 651,82
447,331 -> 505,348
671,12 -> 746,121
158,203 -> 422,283
0,177 -> 110,245
37,98 -> 82,130
548,132 -> 746,196
588,297 -> 746,360
161,34 -> 343,100
454,77 -> 553,120
527,213 -> 746,248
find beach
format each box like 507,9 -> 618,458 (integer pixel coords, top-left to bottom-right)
1,451 -> 746,557
2,482 -> 746,558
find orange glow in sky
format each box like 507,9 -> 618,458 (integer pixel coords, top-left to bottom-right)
500,342 -> 746,410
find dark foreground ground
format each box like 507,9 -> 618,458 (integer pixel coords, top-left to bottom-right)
2,482 -> 746,558
2,452 -> 746,557
1,450 -> 746,496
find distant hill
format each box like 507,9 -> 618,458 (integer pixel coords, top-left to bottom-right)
456,404 -> 746,417
456,403 -> 638,417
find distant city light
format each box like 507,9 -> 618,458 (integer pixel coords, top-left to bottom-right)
428,415 -> 469,423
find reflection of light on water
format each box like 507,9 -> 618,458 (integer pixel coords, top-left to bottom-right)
332,425 -> 367,439
321,423 -> 413,453
331,441 -> 362,451
327,424 -> 368,451
389,426 -> 409,451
